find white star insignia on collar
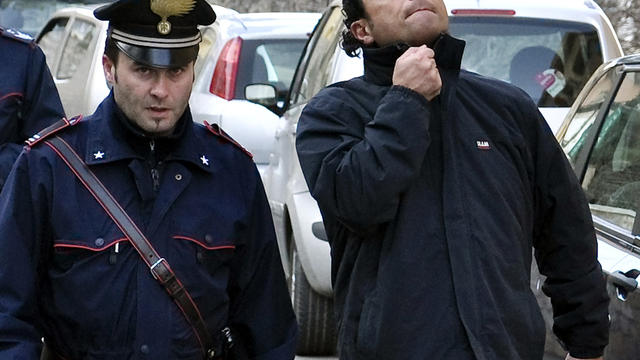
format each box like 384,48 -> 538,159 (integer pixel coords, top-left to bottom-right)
200,155 -> 209,166
93,151 -> 105,160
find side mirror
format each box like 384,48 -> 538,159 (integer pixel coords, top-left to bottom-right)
245,84 -> 277,108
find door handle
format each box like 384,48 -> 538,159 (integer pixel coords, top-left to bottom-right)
610,269 -> 640,301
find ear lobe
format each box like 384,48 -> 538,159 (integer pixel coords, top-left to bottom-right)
350,19 -> 375,45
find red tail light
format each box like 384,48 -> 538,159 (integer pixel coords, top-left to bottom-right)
451,9 -> 516,16
209,37 -> 243,100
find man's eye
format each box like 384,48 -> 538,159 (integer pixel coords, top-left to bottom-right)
137,67 -> 151,74
170,68 -> 185,76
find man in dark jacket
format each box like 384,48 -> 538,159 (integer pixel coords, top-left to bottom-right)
0,1 -> 297,359
0,26 -> 64,189
295,0 -> 609,359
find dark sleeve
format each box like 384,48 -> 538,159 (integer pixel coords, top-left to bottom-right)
529,101 -> 610,358
0,150 -> 50,358
0,44 -> 64,189
296,85 -> 432,230
21,44 -> 65,137
0,143 -> 23,190
227,168 -> 297,360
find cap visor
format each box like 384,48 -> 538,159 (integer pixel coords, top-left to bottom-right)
116,42 -> 198,68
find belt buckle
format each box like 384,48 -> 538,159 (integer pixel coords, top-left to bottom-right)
150,257 -> 168,281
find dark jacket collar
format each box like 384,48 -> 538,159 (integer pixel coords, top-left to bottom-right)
363,33 -> 466,86
83,92 -> 213,173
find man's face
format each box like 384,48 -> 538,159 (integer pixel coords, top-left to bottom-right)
352,0 -> 449,48
102,52 -> 194,137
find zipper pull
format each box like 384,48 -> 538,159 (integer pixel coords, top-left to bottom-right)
151,168 -> 160,192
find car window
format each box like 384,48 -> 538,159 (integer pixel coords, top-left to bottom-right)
450,17 -> 603,108
56,18 -> 97,80
294,6 -> 343,105
38,17 -> 69,73
235,39 -> 307,100
579,71 -> 640,232
561,69 -> 619,166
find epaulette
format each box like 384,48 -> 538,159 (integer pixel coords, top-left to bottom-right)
0,27 -> 35,45
203,121 -> 253,159
25,115 -> 83,148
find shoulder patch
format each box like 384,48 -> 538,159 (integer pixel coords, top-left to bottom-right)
203,121 -> 253,159
25,115 -> 83,147
1,27 -> 34,45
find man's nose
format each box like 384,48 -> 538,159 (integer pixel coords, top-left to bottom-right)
150,73 -> 170,98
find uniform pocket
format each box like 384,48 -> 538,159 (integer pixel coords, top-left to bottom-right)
51,237 -> 127,274
173,234 -> 235,274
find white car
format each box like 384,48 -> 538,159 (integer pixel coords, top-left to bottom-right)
36,3 -> 319,171
260,0 -> 623,355
37,4 -> 110,118
550,53 -> 640,359
189,11 -> 320,169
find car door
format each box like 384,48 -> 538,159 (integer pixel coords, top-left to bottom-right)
558,64 -> 640,360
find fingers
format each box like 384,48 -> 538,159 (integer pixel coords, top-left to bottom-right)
392,45 -> 441,101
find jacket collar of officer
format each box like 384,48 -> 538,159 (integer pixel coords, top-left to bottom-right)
84,92 -> 214,173
362,32 -> 466,86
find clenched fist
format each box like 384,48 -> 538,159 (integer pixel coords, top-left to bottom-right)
392,45 -> 442,101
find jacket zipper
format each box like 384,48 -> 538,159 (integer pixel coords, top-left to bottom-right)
150,140 -> 160,192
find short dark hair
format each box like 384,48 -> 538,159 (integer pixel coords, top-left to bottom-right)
104,31 -> 120,66
341,0 -> 367,57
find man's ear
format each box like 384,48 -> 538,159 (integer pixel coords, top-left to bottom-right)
350,19 -> 375,45
102,55 -> 116,85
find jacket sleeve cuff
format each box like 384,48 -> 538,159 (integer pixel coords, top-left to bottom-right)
388,85 -> 431,108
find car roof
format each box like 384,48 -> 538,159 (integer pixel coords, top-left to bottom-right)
217,12 -> 321,39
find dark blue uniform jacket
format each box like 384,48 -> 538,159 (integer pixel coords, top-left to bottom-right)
0,94 -> 297,359
296,34 -> 609,360
0,27 -> 64,188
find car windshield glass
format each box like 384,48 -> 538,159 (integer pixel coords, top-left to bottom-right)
235,39 -> 307,100
450,17 -> 603,108
0,0 -> 111,36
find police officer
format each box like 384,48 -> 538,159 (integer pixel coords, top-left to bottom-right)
0,1 -> 297,359
0,26 -> 64,189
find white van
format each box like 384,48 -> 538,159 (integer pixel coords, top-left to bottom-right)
260,0 -> 623,356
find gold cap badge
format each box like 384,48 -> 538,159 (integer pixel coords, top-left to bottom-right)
150,0 -> 196,35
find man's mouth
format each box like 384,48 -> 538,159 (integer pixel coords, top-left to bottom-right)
148,106 -> 169,114
407,8 -> 433,18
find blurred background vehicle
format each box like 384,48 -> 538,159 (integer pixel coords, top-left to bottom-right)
0,0 -> 110,36
36,4 -> 109,117
545,53 -> 640,360
34,2 -> 319,173
447,0 -> 622,133
190,11 -> 320,170
260,0 -> 625,356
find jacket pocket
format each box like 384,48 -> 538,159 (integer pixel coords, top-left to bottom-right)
172,234 -> 235,274
51,236 -> 127,274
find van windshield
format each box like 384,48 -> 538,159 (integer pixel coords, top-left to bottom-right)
450,17 -> 603,108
